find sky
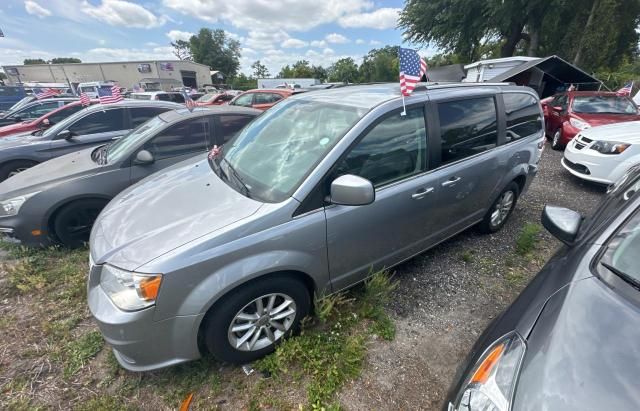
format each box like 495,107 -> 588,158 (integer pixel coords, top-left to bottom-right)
0,0 -> 434,76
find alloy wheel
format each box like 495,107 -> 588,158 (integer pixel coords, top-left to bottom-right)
490,190 -> 515,227
8,167 -> 29,178
227,293 -> 297,352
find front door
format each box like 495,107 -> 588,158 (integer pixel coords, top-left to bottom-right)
546,94 -> 567,134
325,106 -> 439,291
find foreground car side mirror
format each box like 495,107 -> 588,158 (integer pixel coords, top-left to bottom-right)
541,205 -> 582,245
330,174 -> 374,206
58,129 -> 74,140
135,149 -> 154,165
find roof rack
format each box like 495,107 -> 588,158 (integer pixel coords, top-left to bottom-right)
414,81 -> 515,92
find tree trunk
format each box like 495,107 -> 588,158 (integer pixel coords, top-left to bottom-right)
573,0 -> 599,66
527,29 -> 540,56
501,22 -> 525,57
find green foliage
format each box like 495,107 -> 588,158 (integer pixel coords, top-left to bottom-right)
251,60 -> 269,78
327,58 -> 359,83
189,28 -> 241,78
516,223 -> 542,255
359,46 -> 399,83
230,73 -> 257,90
50,57 -> 81,64
171,39 -> 192,61
23,58 -> 47,65
74,396 -> 132,411
61,331 -> 104,378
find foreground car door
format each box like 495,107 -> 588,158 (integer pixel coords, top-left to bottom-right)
325,106 -> 440,290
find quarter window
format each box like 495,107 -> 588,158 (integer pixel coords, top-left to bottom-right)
335,107 -> 427,187
503,93 -> 543,142
145,118 -> 209,160
216,115 -> 254,145
67,108 -> 126,135
438,97 -> 497,165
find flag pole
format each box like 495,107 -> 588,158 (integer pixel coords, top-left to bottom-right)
401,93 -> 407,116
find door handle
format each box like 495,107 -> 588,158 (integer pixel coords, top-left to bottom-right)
442,177 -> 461,187
411,187 -> 434,199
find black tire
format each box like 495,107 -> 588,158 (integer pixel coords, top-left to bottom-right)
477,182 -> 520,234
0,160 -> 38,182
203,274 -> 311,364
551,129 -> 564,150
52,199 -> 108,248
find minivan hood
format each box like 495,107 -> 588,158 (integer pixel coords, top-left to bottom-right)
580,120 -> 640,144
90,157 -> 264,270
513,276 -> 640,411
0,146 -> 102,198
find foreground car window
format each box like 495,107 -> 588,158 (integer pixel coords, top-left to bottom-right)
222,99 -> 366,202
601,209 -> 640,284
503,93 -> 542,142
106,116 -> 166,163
572,96 -> 637,114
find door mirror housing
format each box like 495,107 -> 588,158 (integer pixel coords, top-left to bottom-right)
58,129 -> 74,140
135,149 -> 154,165
541,205 -> 582,245
330,174 -> 375,206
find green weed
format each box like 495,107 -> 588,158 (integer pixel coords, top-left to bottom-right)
61,331 -> 104,378
516,223 -> 542,255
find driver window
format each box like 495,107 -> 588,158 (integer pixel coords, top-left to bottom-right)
144,118 -> 209,160
67,109 -> 126,136
233,93 -> 253,107
600,210 -> 640,281
334,107 -> 427,187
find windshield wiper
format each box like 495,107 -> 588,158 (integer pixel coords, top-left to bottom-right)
601,261 -> 640,291
222,158 -> 251,198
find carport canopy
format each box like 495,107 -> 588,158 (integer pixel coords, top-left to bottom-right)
489,55 -> 603,98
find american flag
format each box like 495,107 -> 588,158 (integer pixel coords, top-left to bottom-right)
80,92 -> 91,106
616,81 -> 633,96
208,145 -> 222,160
34,87 -> 61,99
399,47 -> 427,97
98,85 -> 123,104
182,90 -> 197,111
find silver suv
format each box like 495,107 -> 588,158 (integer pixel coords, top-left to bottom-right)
88,83 -> 544,371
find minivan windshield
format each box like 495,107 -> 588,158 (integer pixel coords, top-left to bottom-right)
572,95 -> 638,114
106,116 -> 167,164
218,98 -> 367,202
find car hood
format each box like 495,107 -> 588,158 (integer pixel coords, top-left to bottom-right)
574,113 -> 640,128
0,146 -> 102,199
0,121 -> 35,137
513,276 -> 640,411
579,120 -> 640,144
90,157 -> 264,270
0,132 -> 44,148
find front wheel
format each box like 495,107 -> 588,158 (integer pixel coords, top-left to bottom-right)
52,199 -> 108,248
0,160 -> 38,182
478,182 -> 520,234
203,275 -> 311,364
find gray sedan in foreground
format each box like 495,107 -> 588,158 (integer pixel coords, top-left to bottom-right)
0,107 -> 259,247
445,166 -> 640,411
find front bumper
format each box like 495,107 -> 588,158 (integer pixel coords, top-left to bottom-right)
87,261 -> 204,371
562,137 -> 632,184
0,214 -> 53,247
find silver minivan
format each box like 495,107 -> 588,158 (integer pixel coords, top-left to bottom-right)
88,83 -> 544,371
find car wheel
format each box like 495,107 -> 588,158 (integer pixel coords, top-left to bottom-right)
478,182 -> 520,234
0,160 -> 38,181
203,275 -> 311,364
52,199 -> 108,248
551,129 -> 564,150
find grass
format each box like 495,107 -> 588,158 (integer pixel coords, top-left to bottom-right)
515,223 -> 542,255
459,249 -> 475,263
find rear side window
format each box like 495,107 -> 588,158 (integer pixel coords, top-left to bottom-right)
129,107 -> 170,128
145,118 -> 209,160
216,115 -> 255,144
438,97 -> 497,165
169,93 -> 185,103
67,108 -> 126,135
334,107 -> 427,187
503,93 -> 543,142
156,94 -> 171,101
232,93 -> 253,107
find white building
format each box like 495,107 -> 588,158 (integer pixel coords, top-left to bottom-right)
463,57 -> 540,83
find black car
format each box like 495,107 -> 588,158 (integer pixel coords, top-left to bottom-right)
446,166 -> 640,411
0,106 -> 259,247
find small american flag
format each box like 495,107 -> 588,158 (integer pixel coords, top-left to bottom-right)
182,90 -> 197,111
208,145 -> 222,160
399,47 -> 427,97
98,85 -> 123,104
34,88 -> 61,99
80,92 -> 91,106
616,81 -> 633,96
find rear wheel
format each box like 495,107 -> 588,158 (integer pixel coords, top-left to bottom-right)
551,129 -> 564,150
478,182 -> 520,234
203,275 -> 311,364
52,199 -> 108,248
0,160 -> 38,181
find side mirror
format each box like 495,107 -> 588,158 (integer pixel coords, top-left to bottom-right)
552,106 -> 563,112
541,205 -> 582,245
330,174 -> 375,206
58,129 -> 74,140
135,149 -> 154,165
13,116 -> 22,122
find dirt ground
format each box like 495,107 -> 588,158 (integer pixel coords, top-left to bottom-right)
0,142 -> 606,410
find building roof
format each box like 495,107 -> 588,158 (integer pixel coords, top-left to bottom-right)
2,60 -> 210,69
464,56 -> 539,70
426,64 -> 466,82
489,55 -> 601,85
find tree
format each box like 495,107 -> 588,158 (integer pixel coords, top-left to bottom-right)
312,65 -> 328,82
50,57 -> 81,64
277,65 -> 295,78
171,40 -> 192,61
328,58 -> 359,83
24,58 -> 47,65
359,46 -> 399,83
251,60 -> 269,78
291,60 -> 314,77
189,28 -> 241,78
230,73 -> 258,90
0,72 -> 6,81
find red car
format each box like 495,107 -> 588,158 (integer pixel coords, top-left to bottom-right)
196,92 -> 235,106
0,100 -> 97,138
228,89 -> 300,111
542,91 -> 640,150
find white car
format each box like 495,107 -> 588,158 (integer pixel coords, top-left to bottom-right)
562,121 -> 640,184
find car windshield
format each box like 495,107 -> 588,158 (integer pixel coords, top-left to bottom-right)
106,116 -> 167,164
216,98 -> 367,202
197,93 -> 219,102
572,95 -> 638,114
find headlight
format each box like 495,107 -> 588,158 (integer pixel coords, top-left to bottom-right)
0,192 -> 39,217
591,140 -> 631,154
100,265 -> 162,311
569,117 -> 590,130
450,333 -> 526,411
